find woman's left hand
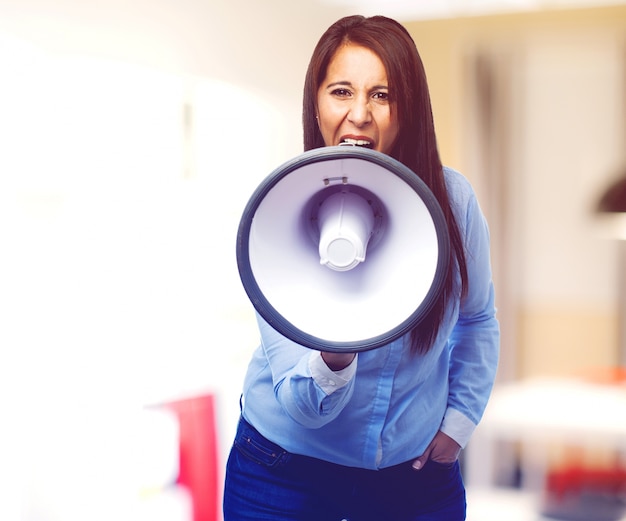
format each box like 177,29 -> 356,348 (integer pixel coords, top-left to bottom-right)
411,430 -> 461,470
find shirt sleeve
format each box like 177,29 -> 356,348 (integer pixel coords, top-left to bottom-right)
442,184 -> 500,448
256,314 -> 358,428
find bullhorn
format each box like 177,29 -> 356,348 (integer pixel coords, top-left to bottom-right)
236,146 -> 449,353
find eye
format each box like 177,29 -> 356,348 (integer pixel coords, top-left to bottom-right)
331,88 -> 352,98
372,91 -> 390,102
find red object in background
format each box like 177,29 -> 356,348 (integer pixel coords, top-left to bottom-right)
167,394 -> 220,521
546,463 -> 626,499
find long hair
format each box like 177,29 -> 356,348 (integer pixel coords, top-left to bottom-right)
303,15 -> 468,354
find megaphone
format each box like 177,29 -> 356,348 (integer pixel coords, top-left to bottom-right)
236,146 -> 449,353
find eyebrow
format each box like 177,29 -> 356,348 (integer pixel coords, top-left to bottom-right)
324,81 -> 389,90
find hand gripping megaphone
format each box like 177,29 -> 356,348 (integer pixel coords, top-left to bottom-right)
236,146 -> 449,353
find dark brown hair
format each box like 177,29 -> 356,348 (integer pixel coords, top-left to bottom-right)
303,15 -> 468,353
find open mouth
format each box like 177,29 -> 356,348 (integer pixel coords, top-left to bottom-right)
340,138 -> 373,149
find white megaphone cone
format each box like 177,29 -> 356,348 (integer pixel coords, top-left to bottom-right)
236,146 -> 449,353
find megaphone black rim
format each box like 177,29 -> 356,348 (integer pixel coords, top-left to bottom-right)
236,146 -> 450,353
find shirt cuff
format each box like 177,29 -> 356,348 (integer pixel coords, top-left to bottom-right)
440,407 -> 477,449
308,351 -> 357,395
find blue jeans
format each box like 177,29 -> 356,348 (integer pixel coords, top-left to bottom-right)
223,417 -> 466,521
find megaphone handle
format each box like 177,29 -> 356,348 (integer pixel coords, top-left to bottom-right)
321,351 -> 356,371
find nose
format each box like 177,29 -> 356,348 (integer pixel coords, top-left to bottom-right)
347,95 -> 372,128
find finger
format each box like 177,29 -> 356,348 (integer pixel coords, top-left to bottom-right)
411,457 -> 426,470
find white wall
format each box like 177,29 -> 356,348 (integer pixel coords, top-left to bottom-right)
519,28 -> 624,306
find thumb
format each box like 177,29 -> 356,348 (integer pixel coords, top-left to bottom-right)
411,449 -> 431,471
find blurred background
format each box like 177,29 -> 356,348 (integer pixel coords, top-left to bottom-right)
1,1 -> 625,520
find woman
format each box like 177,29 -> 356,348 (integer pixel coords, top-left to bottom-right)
223,15 -> 499,521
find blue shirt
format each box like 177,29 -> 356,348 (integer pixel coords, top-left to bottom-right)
241,167 -> 500,470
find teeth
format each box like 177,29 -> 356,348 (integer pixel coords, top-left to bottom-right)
341,138 -> 372,147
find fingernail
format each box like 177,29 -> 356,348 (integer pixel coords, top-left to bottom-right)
412,460 -> 422,470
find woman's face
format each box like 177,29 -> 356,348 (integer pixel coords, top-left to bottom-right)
316,43 -> 399,155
